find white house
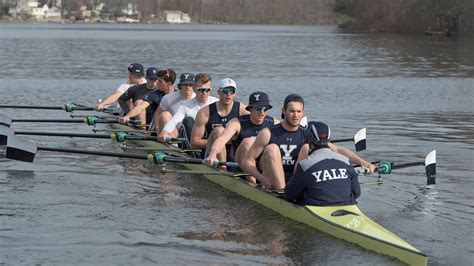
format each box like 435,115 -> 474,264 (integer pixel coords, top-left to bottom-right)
32,5 -> 61,20
162,10 -> 190,24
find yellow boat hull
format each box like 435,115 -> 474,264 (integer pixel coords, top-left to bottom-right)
112,124 -> 427,265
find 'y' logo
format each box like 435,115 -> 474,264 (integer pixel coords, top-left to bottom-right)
254,94 -> 260,101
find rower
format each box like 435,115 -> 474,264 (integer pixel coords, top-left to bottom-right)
153,73 -> 196,135
204,91 -> 278,183
158,73 -> 218,143
284,122 -> 361,206
95,63 -> 146,112
191,78 -> 248,160
120,68 -> 176,127
241,94 -> 375,190
117,67 -> 161,124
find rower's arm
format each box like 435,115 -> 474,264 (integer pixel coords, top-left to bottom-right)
123,101 -> 149,120
118,89 -> 134,114
241,129 -> 273,187
328,143 -> 375,172
97,91 -> 123,110
349,166 -> 361,199
208,118 -> 240,157
284,164 -> 307,203
190,107 -> 209,149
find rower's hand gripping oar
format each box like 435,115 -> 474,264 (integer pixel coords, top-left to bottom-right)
355,150 -> 436,187
4,135 -> 238,169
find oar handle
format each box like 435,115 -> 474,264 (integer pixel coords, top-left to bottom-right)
150,153 -> 239,168
166,137 -> 188,143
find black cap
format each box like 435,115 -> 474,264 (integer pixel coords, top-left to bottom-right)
178,73 -> 195,85
245,91 -> 272,111
128,63 -> 144,76
146,67 -> 159,80
284,94 -> 304,107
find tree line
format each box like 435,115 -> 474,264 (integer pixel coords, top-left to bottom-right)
333,0 -> 474,35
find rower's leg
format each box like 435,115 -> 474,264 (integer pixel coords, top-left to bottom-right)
156,111 -> 172,134
181,117 -> 195,143
133,100 -> 147,126
260,144 -> 285,189
235,138 -> 257,185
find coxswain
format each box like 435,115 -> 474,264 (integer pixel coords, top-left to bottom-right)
284,122 -> 361,206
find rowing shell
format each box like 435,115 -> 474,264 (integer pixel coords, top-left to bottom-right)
111,123 -> 427,265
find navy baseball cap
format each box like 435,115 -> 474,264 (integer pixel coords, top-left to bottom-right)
146,67 -> 159,80
127,63 -> 144,76
246,91 -> 272,111
178,73 -> 195,85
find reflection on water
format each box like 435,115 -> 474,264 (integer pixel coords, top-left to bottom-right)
0,23 -> 473,265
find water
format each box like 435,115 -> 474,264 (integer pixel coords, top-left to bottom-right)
1,23 -> 473,265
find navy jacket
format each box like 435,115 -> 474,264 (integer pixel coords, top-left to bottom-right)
284,148 -> 360,206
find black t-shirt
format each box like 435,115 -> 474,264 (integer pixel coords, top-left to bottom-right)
118,83 -> 155,114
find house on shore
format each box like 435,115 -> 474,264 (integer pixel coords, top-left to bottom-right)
161,10 -> 190,24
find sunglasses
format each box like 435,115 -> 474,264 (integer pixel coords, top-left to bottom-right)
220,87 -> 236,95
253,106 -> 271,112
197,87 -> 211,93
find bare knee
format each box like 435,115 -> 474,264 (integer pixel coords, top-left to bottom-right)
208,127 -> 225,142
263,144 -> 281,159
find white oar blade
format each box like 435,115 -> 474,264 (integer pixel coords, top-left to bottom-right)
6,136 -> 37,162
0,114 -> 12,127
354,128 -> 366,152
0,126 -> 14,146
425,150 -> 436,187
299,116 -> 308,127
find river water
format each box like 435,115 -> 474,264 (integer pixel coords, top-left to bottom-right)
0,23 -> 472,265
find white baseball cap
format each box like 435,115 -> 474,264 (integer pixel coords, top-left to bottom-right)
217,78 -> 237,90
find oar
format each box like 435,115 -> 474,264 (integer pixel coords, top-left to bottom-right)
0,126 -> 110,145
159,169 -> 249,177
0,114 -> 140,127
121,146 -> 202,154
4,135 -> 236,168
111,131 -> 186,143
332,128 -> 366,152
355,150 -> 436,187
0,103 -> 96,112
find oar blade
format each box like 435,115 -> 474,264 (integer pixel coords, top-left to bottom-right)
6,136 -> 37,162
0,114 -> 12,127
425,150 -> 436,187
354,128 -> 366,152
0,126 -> 14,146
